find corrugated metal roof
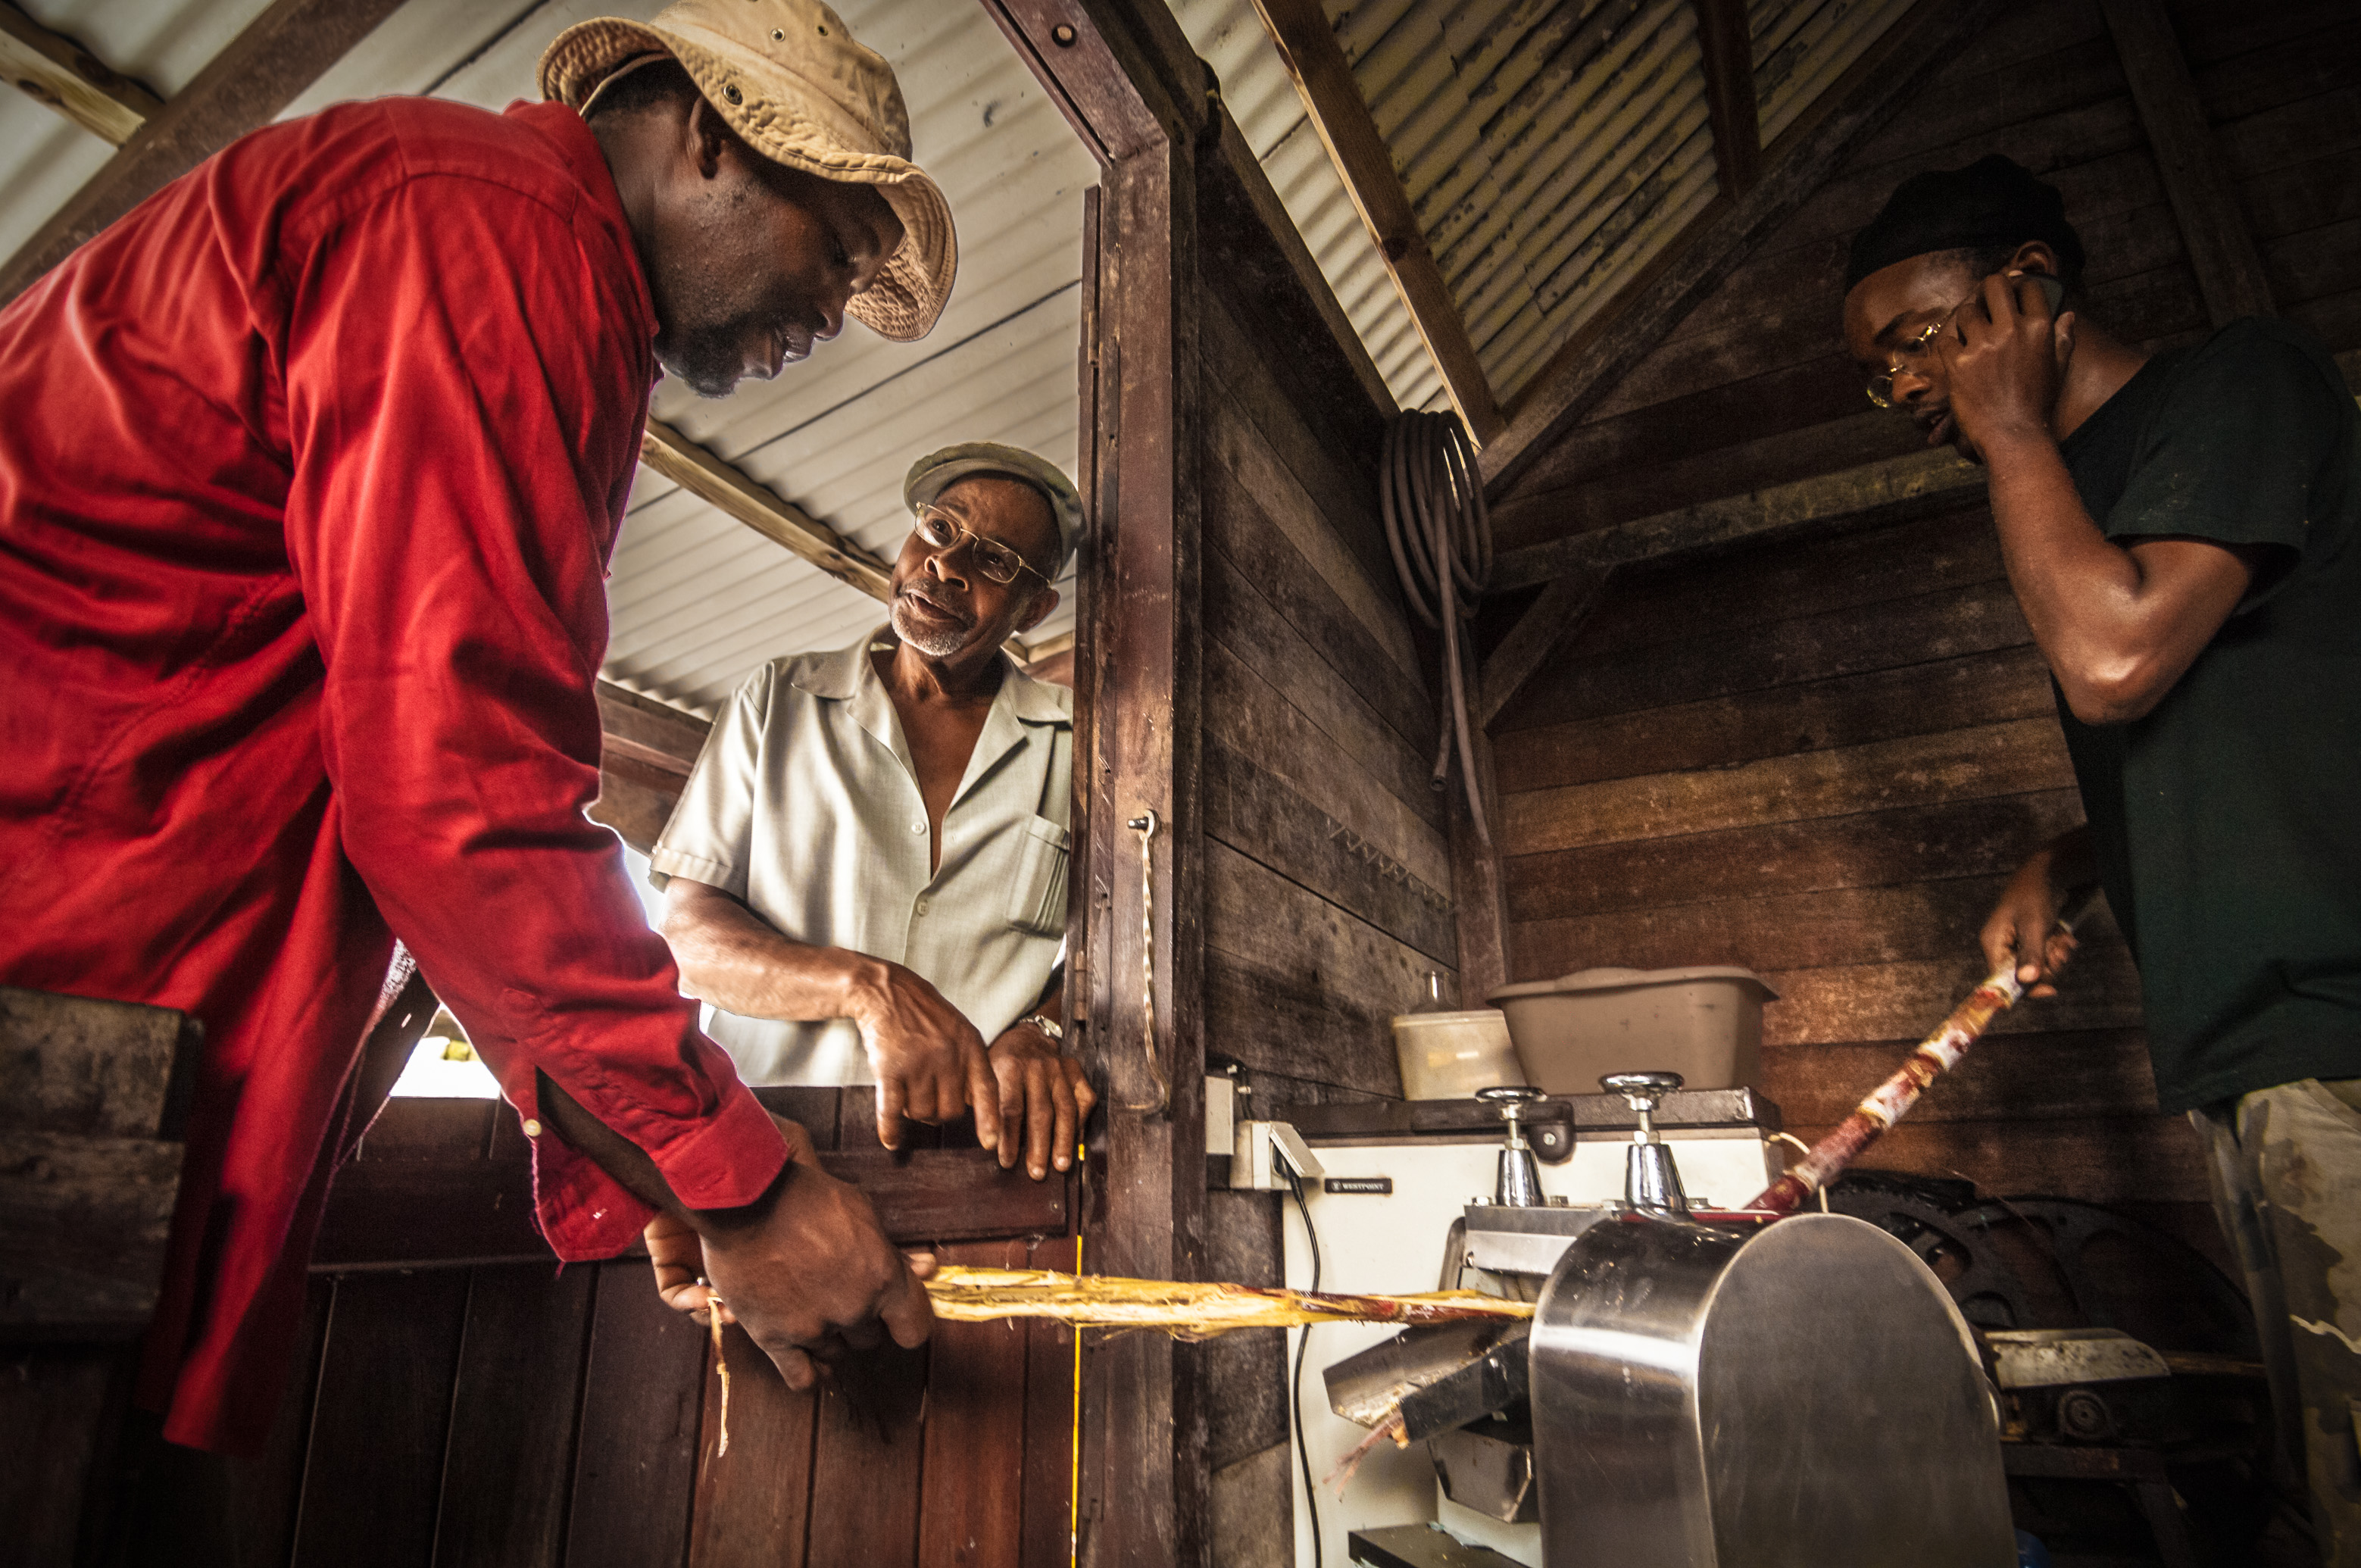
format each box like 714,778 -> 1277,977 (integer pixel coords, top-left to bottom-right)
3,0 -> 1098,720
1169,0 -> 1445,416
2,0 -> 1908,715
1,0 -> 283,260
1322,0 -> 1912,408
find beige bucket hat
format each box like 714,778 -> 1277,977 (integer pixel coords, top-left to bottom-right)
540,0 -> 955,342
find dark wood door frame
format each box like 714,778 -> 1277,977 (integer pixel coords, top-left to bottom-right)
983,2 -> 1211,1562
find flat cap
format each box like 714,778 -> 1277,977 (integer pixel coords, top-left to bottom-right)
904,444 -> 1082,579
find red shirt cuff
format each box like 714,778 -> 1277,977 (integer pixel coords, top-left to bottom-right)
523,1079 -> 788,1260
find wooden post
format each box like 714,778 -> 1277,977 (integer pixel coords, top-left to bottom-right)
986,1 -> 1209,1560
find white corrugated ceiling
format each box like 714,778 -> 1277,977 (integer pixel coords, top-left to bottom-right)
1170,0 -> 1446,417
2,0 -> 1907,713
5,0 -> 1099,719
3,0 -> 283,260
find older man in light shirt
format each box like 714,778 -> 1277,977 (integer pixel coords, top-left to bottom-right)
648,444 -> 1092,1199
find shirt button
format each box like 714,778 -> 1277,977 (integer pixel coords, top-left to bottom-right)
911,821 -> 926,833
523,1119 -> 542,1138
916,898 -> 929,915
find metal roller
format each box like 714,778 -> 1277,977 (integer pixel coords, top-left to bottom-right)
1529,1210 -> 2018,1567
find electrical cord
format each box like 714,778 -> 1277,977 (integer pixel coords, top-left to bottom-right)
1284,1164 -> 1323,1568
1379,410 -> 1494,846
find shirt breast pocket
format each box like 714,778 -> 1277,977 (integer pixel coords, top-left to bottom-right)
1004,814 -> 1070,936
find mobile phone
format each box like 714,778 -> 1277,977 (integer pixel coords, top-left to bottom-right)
2007,271 -> 2067,317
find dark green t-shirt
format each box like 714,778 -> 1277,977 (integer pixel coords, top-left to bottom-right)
2055,317 -> 2361,1112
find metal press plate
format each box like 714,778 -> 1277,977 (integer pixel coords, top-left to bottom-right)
1348,1524 -> 1534,1568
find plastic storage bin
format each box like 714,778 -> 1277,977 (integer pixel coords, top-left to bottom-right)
1487,966 -> 1777,1094
1391,1008 -> 1523,1099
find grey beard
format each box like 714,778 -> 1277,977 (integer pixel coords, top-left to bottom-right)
891,595 -> 971,657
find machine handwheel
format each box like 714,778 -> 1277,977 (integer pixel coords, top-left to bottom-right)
1826,1178 -> 2277,1565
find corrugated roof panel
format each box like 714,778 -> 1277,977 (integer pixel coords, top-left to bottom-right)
1438,0 -> 1699,317
0,99 -> 113,264
0,0 -> 1917,719
1294,0 -> 1914,408
0,0 -> 284,259
1168,0 -> 1441,412
280,0 -> 551,117
18,0 -> 283,92
283,0 -> 1095,711
1754,0 -> 1914,145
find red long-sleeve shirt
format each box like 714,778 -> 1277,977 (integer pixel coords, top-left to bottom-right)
0,96 -> 785,1451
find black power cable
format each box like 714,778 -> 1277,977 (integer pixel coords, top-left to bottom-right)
1284,1164 -> 1324,1567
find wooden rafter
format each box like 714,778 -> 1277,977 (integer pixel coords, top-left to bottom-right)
639,421 -> 897,601
1491,447 -> 1983,592
1478,567 -> 1613,727
0,2 -> 161,146
1251,0 -> 1504,441
1693,0 -> 1762,198
1479,0 -> 2003,497
0,0 -> 408,305
639,421 -> 1052,662
2095,0 -> 2273,327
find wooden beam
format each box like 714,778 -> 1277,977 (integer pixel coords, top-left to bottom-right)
0,0 -> 408,305
1477,567 -> 1613,728
1491,448 -> 1984,592
639,421 -> 1046,661
2095,0 -> 2273,327
1249,0 -> 1504,441
0,985 -> 200,1142
311,1146 -> 1073,1270
0,987 -> 201,1338
0,3 -> 161,145
1448,723 -> 1512,1007
1479,0 -> 2003,498
595,679 -> 710,774
590,680 -> 710,856
1693,0 -> 1762,198
639,420 -> 896,601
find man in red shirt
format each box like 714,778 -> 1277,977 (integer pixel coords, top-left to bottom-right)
0,0 -> 972,1454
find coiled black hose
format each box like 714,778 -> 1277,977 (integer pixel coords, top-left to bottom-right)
1379,411 -> 1494,846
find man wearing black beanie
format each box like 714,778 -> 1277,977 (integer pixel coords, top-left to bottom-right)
1843,155 -> 2360,1563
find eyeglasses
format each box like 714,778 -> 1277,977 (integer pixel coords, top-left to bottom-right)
911,504 -> 1047,586
1864,299 -> 1969,409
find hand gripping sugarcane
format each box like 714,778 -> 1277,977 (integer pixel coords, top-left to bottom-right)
1747,889 -> 2102,1213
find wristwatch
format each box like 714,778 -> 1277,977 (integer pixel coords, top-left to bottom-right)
1021,1013 -> 1064,1042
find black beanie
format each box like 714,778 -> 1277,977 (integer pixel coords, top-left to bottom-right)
1844,154 -> 2085,291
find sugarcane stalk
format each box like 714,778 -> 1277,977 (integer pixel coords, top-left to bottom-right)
1746,966 -> 2024,1213
923,1265 -> 1533,1337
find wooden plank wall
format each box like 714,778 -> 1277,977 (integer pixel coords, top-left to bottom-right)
1194,292 -> 1447,1117
1480,0 -> 2361,1267
192,1096 -> 1077,1568
1188,151 -> 1437,1563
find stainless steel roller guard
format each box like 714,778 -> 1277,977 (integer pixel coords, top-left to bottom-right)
1530,1211 -> 2016,1567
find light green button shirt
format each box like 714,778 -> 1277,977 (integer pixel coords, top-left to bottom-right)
650,631 -> 1073,1086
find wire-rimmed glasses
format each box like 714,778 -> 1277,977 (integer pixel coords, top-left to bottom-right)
911,504 -> 1046,586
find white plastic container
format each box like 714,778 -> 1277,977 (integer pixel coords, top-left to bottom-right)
1391,1008 -> 1523,1100
1487,966 -> 1777,1095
